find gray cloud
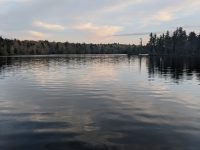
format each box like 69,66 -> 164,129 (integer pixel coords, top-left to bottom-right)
0,0 -> 200,44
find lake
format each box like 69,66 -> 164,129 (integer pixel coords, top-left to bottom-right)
0,55 -> 200,150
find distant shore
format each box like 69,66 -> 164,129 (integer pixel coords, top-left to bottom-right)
1,27 -> 200,56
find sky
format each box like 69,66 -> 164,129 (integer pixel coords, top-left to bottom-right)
0,0 -> 200,44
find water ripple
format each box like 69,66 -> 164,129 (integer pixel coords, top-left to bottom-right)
0,55 -> 200,150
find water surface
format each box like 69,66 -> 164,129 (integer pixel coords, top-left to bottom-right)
0,55 -> 200,150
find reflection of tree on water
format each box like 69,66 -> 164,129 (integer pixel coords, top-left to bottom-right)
1,55 -> 200,83
1,55 -> 200,149
0,57 -> 13,77
0,55 -> 126,76
147,56 -> 200,82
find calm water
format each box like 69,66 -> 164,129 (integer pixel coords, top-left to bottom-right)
0,55 -> 200,150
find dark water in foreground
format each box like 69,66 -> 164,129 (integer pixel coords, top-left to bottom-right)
0,55 -> 200,150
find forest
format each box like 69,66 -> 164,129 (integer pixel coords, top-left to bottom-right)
147,27 -> 200,55
0,27 -> 200,56
0,37 -> 143,56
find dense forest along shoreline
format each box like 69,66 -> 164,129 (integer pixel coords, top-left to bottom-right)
1,27 -> 200,56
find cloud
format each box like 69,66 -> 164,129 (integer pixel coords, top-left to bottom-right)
29,30 -> 44,38
142,0 -> 200,26
114,32 -> 154,37
0,0 -> 200,44
101,0 -> 143,13
0,0 -> 31,4
124,0 -> 198,29
155,11 -> 172,22
74,22 -> 123,37
34,21 -> 65,31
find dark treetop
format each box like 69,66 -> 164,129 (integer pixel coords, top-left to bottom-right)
147,27 -> 200,55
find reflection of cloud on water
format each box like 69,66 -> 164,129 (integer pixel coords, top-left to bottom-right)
75,63 -> 118,85
27,57 -> 200,130
28,64 -> 66,86
1,56 -> 200,149
146,78 -> 200,110
28,61 -> 118,91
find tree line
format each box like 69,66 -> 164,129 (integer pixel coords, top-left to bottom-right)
0,37 -> 144,56
0,27 -> 200,56
147,27 -> 200,55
